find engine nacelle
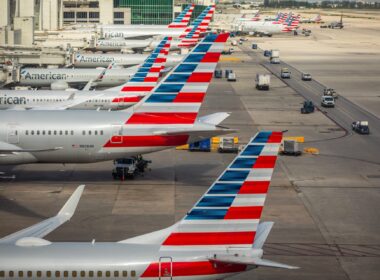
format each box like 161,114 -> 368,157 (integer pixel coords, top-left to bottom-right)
50,81 -> 69,90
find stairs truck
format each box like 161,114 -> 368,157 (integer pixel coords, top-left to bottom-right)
270,49 -> 280,64
256,74 -> 270,90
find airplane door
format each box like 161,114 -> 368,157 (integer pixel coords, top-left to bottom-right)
159,257 -> 172,280
7,125 -> 19,144
110,125 -> 123,144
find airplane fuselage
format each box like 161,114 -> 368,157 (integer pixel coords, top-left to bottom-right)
0,242 -> 252,280
73,53 -> 183,68
18,68 -> 136,88
0,90 -> 141,111
0,110 -> 220,165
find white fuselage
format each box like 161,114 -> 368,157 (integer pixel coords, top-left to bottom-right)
0,90 -> 142,111
18,68 -> 136,88
0,242 -> 253,280
92,39 -> 181,52
0,110 -> 223,165
101,27 -> 186,39
238,21 -> 285,34
73,53 -> 183,68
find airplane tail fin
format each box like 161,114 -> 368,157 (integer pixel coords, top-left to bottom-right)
104,37 -> 172,93
159,131 -> 283,249
168,4 -> 195,28
123,33 -> 229,127
178,5 -> 216,48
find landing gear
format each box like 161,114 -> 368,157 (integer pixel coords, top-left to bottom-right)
111,155 -> 151,180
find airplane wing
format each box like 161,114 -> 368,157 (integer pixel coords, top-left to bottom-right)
0,185 -> 85,244
0,141 -> 63,155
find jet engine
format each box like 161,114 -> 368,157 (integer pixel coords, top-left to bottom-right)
50,81 -> 69,90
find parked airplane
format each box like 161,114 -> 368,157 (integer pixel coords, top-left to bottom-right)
16,66 -> 137,89
239,15 -> 300,36
102,5 -> 215,39
0,37 -> 173,110
0,33 -> 232,166
89,6 -> 214,53
300,14 -> 322,23
0,131 -> 299,279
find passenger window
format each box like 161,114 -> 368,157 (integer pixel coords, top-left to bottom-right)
114,271 -> 119,277
100,130 -> 104,135
89,271 -> 94,277
82,130 -> 86,135
64,271 -> 68,277
25,130 -> 28,135
88,131 -> 92,135
80,271 -> 85,277
27,271 -> 32,277
95,131 -> 98,135
65,130 -> 68,135
42,131 -> 46,135
131,270 -> 136,277
46,271 -> 51,277
37,271 -> 42,277
71,130 -> 74,135
18,271 -> 23,277
54,131 -> 57,135
37,130 -> 40,135
55,271 -> 60,277
72,271 -> 77,277
9,271 -> 14,277
122,271 -> 128,277
0,271 -> 4,277
106,271 -> 111,277
48,131 -> 51,135
59,131 -> 63,135
97,271 -> 102,277
31,130 -> 34,135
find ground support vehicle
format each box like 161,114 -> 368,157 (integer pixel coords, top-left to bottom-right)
112,156 -> 151,180
352,121 -> 370,134
218,137 -> 238,153
302,73 -> 312,81
321,95 -> 335,107
281,68 -> 291,79
281,140 -> 302,156
256,74 -> 270,90
301,100 -> 315,114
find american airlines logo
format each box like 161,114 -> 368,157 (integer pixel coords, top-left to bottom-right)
0,95 -> 26,105
75,55 -> 115,63
104,32 -> 125,38
98,41 -> 126,47
21,71 -> 68,80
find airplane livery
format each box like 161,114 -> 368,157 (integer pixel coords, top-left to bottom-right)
0,131 -> 298,280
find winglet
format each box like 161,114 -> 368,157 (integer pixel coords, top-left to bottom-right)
253,221 -> 274,249
58,185 -> 85,220
0,185 -> 85,244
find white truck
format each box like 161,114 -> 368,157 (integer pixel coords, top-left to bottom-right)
270,49 -> 280,64
256,74 -> 270,90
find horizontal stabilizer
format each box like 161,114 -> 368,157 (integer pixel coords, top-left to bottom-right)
0,185 -> 85,244
198,112 -> 231,126
210,254 -> 299,270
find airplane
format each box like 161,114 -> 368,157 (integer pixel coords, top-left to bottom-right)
300,14 -> 322,24
0,37 -> 173,111
0,131 -> 299,279
239,15 -> 300,37
72,52 -> 183,69
102,5 -> 215,39
15,66 -> 138,90
88,6 -> 214,53
0,33 -> 233,166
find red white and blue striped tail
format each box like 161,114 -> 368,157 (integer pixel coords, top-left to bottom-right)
124,32 -> 229,127
105,36 -> 172,94
161,131 -> 283,250
178,5 -> 216,48
168,4 -> 195,28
